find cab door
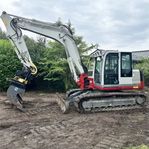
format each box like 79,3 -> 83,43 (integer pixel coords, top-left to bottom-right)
104,53 -> 119,85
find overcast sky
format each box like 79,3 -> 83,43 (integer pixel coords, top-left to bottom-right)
0,0 -> 149,51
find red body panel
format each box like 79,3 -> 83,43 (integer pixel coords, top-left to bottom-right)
77,74 -> 144,91
77,74 -> 94,90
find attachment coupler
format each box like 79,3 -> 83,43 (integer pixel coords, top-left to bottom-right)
7,67 -> 32,111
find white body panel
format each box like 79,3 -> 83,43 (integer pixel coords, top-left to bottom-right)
132,69 -> 141,85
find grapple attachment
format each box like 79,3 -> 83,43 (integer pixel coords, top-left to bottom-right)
7,85 -> 25,111
6,67 -> 32,112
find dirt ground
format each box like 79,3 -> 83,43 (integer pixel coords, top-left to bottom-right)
0,92 -> 149,149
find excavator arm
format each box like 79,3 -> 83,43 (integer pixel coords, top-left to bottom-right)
1,11 -> 93,111
1,11 -> 86,82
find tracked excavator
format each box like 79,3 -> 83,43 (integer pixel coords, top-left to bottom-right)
1,11 -> 146,113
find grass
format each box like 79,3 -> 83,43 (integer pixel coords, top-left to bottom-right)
125,144 -> 149,149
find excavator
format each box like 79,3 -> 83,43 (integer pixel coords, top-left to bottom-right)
0,11 -> 146,113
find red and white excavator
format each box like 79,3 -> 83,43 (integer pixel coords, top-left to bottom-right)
1,11 -> 146,113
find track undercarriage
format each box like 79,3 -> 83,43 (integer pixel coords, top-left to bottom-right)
7,84 -> 146,113
57,89 -> 147,113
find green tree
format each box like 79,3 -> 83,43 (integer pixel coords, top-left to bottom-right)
38,34 -> 91,91
0,31 -> 7,39
24,35 -> 46,65
0,39 -> 21,90
0,33 -> 48,91
38,41 -> 70,91
0,29 -> 93,91
135,58 -> 149,86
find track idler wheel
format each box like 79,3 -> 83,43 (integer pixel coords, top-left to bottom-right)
136,96 -> 146,106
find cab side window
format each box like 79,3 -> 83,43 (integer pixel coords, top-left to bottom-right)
121,53 -> 132,77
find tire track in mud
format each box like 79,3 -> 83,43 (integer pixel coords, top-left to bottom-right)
94,134 -> 128,149
92,104 -> 149,148
0,94 -> 148,149
0,100 -> 59,117
93,119 -> 148,149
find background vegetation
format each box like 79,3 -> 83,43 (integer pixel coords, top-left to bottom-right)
0,31 -> 92,91
135,59 -> 149,86
0,30 -> 149,92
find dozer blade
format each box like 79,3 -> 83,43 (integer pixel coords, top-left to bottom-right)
56,93 -> 70,114
7,85 -> 26,112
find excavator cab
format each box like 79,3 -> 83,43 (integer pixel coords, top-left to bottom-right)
94,51 -> 120,85
88,49 -> 143,91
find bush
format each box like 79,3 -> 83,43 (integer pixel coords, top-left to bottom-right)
0,31 -> 92,91
135,59 -> 149,86
0,40 -> 21,90
125,144 -> 149,149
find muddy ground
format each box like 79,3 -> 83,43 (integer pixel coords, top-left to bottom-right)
0,92 -> 149,149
